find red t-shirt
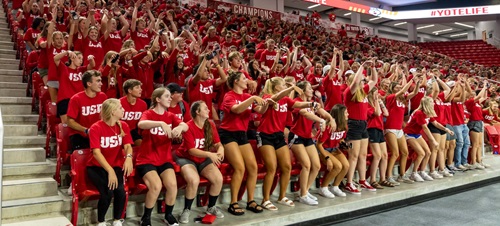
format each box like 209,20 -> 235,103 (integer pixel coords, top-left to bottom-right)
318,128 -> 346,149
36,37 -> 48,69
409,85 -> 426,111
57,64 -> 86,101
188,78 -> 217,117
450,101 -> 465,126
47,46 -> 68,82
344,85 -> 370,121
176,120 -> 220,164
259,49 -> 277,69
88,120 -> 133,167
23,28 -> 40,45
367,105 -> 383,130
307,73 -> 325,94
120,97 -> 148,131
289,67 -> 306,81
202,35 -> 220,50
137,109 -> 182,166
290,97 -> 314,139
384,94 -> 406,130
104,31 -> 124,53
82,37 -> 104,66
131,29 -> 154,51
66,91 -> 108,137
323,76 -> 343,111
403,110 -> 434,135
464,98 -> 483,121
433,95 -> 447,125
220,91 -> 253,132
257,94 -> 296,134
482,109 -> 499,124
168,100 -> 192,123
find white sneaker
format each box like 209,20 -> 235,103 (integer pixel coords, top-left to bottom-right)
318,187 -> 335,199
97,222 -> 109,226
439,169 -> 453,177
67,184 -> 73,196
387,176 -> 401,186
419,171 -> 434,181
299,195 -> 318,206
480,162 -> 490,168
179,209 -> 190,224
410,172 -> 424,182
429,171 -> 443,179
329,186 -> 347,197
457,164 -> 467,170
464,163 -> 475,170
398,175 -> 415,184
474,163 -> 485,169
112,220 -> 124,226
307,192 -> 318,201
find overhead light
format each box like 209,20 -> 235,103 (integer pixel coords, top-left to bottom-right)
454,22 -> 474,28
417,24 -> 435,30
394,22 -> 407,26
344,12 -> 352,16
308,4 -> 321,9
433,28 -> 453,34
450,33 -> 468,37
369,17 -> 382,21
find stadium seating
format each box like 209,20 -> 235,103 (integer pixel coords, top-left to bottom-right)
419,40 -> 500,67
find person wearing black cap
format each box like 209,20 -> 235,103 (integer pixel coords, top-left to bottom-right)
167,82 -> 192,123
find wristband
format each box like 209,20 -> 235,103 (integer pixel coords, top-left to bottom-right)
84,128 -> 89,134
125,154 -> 133,159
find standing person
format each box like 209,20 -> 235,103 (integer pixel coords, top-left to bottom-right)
120,79 -> 148,147
323,49 -> 345,111
219,71 -> 270,216
465,80 -> 488,169
87,98 -> 134,226
343,60 -> 378,194
444,82 -> 459,173
175,101 -> 225,223
136,88 -> 189,226
289,81 -> 335,204
257,77 -> 315,210
451,75 -> 471,170
316,104 -> 349,198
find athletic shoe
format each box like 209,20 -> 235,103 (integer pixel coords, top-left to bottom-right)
299,195 -> 318,206
480,162 -> 490,168
97,222 -> 109,226
344,183 -> 361,195
457,164 -> 467,170
307,192 -> 318,201
429,171 -> 443,179
410,172 -> 424,182
359,181 -> 376,191
397,175 -> 415,184
163,213 -> 180,226
474,163 -> 485,170
464,163 -> 475,170
446,165 -> 457,174
206,206 -> 224,219
387,176 -> 401,186
318,187 -> 335,199
419,171 -> 434,181
112,220 -> 124,226
67,184 -> 73,196
439,169 -> 453,177
179,209 -> 190,224
329,186 -> 347,197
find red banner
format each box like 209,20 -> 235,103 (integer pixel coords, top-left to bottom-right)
207,0 -> 281,20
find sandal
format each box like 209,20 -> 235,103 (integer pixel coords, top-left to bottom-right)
228,202 -> 245,216
246,200 -> 264,213
277,197 -> 295,207
379,180 -> 395,187
370,181 -> 384,189
262,200 -> 278,211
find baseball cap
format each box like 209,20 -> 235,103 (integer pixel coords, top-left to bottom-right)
166,83 -> 186,93
409,68 -> 418,73
323,65 -> 331,76
345,70 -> 355,75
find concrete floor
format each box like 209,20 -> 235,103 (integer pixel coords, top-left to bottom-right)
334,182 -> 500,226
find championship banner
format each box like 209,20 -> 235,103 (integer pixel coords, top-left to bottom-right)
207,0 -> 281,20
281,13 -> 300,24
180,0 -> 207,8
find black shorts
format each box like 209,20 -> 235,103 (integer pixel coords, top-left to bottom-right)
130,128 -> 142,141
218,129 -> 249,145
136,162 -> 175,178
367,128 -> 385,143
428,123 -> 446,135
288,131 -> 315,147
56,98 -> 70,117
176,158 -> 213,174
70,134 -> 90,152
346,119 -> 369,141
256,132 -> 287,150
468,120 -> 484,133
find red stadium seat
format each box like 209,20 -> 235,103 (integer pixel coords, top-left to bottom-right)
45,102 -> 61,156
54,123 -> 70,186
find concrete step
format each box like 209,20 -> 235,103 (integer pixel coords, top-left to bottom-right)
0,74 -> 22,82
4,124 -> 38,136
0,52 -> 16,58
0,57 -> 19,64
0,49 -> 16,55
2,114 -> 39,124
0,81 -> 26,89
3,160 -> 57,180
0,41 -> 14,49
0,88 -> 26,97
3,147 -> 46,164
2,216 -> 72,226
0,104 -> 31,115
0,97 -> 32,104
0,34 -> 13,40
1,195 -> 70,222
0,63 -> 20,70
2,178 -> 59,201
3,136 -> 46,148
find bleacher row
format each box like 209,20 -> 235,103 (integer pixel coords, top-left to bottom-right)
418,40 -> 500,67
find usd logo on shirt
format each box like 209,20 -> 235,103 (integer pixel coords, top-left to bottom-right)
101,135 -> 122,148
122,112 -> 142,121
150,125 -> 172,135
81,104 -> 103,116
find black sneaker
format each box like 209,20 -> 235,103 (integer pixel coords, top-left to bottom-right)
140,218 -> 151,226
446,165 -> 456,174
163,213 -> 179,226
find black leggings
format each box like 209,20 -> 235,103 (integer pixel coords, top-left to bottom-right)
87,166 -> 126,222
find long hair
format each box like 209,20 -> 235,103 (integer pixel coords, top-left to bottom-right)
226,71 -> 243,90
101,98 -> 125,137
331,104 -> 347,131
262,77 -> 284,96
190,101 -> 214,151
150,87 -> 169,109
418,96 -> 437,118
295,81 -> 309,99
367,87 -> 378,108
66,51 -> 82,67
121,39 -> 135,51
102,51 -> 119,87
347,73 -> 367,102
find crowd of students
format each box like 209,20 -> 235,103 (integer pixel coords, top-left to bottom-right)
13,0 -> 499,226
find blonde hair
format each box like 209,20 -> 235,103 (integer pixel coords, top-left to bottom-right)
284,76 -> 296,86
150,87 -> 169,109
262,77 -> 284,95
121,40 -> 135,51
101,98 -> 126,137
418,96 -> 437,118
347,74 -> 367,102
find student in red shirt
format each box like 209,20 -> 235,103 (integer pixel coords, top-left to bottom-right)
24,17 -> 45,52
288,81 -> 334,205
136,87 -> 188,226
67,70 -> 107,151
404,96 -> 453,182
99,51 -> 126,98
465,80 -> 488,169
101,10 -> 130,54
120,79 -> 148,147
450,76 -> 471,170
483,100 -> 499,125
166,83 -> 191,122
175,101 -> 224,223
131,0 -> 156,51
323,49 -> 345,111
259,39 -> 277,70
343,61 -> 378,194
257,77 -> 314,210
87,98 -> 133,226
219,71 -> 270,215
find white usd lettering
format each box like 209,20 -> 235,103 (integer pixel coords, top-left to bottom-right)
69,72 -> 83,81
101,135 -> 122,148
81,104 -> 103,116
330,131 -> 345,140
150,125 -> 171,135
122,112 -> 142,121
195,138 -> 205,149
199,84 -> 213,94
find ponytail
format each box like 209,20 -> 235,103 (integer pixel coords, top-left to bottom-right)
203,120 -> 214,151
